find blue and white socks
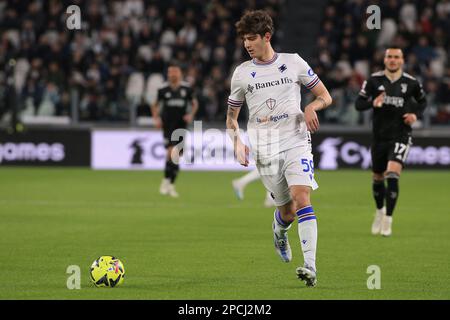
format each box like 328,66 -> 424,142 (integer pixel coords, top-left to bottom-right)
296,205 -> 318,272
273,209 -> 292,235
272,206 -> 318,272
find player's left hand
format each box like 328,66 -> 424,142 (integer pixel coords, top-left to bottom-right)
183,114 -> 194,124
403,113 -> 417,125
305,105 -> 320,133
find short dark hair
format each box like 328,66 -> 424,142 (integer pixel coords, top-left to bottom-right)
167,60 -> 182,69
385,47 -> 404,56
235,10 -> 274,38
385,47 -> 403,52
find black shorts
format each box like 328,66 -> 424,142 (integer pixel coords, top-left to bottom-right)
371,135 -> 412,173
162,121 -> 187,149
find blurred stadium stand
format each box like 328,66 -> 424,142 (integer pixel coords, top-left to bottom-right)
0,0 -> 449,130
308,0 -> 450,128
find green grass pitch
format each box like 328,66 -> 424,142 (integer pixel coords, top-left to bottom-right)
0,168 -> 449,300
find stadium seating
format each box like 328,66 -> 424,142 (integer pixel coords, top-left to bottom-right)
0,0 -> 448,125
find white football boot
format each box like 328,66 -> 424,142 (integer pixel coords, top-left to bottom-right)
272,222 -> 292,262
296,265 -> 317,287
371,206 -> 386,235
159,178 -> 170,195
380,215 -> 393,237
167,183 -> 179,198
232,179 -> 244,200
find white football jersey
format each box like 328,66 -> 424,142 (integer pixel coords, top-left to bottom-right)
228,52 -> 320,161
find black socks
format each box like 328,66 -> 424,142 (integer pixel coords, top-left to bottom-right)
372,179 -> 386,210
164,160 -> 180,183
385,172 -> 400,217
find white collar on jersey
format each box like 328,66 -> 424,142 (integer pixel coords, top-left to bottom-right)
252,52 -> 279,66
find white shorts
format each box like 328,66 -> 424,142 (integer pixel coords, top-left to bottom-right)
256,145 -> 318,207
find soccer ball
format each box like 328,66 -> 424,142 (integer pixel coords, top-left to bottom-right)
90,256 -> 125,288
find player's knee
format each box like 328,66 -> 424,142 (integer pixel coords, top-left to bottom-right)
290,191 -> 310,212
373,172 -> 384,181
385,171 -> 400,179
386,161 -> 403,175
166,147 -> 173,158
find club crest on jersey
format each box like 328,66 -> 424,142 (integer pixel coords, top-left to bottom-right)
401,83 -> 408,93
278,64 -> 287,73
265,98 -> 277,110
247,84 -> 254,93
250,71 -> 256,78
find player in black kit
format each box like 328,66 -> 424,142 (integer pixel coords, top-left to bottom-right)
355,48 -> 426,236
151,63 -> 198,197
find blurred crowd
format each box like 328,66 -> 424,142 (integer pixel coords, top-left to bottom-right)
312,0 -> 450,125
0,0 -> 449,126
0,0 -> 283,123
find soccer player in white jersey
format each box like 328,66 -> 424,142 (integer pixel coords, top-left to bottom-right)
226,10 -> 332,287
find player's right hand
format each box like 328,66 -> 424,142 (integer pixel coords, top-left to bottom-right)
373,92 -> 385,108
154,117 -> 162,129
403,113 -> 417,125
235,142 -> 249,167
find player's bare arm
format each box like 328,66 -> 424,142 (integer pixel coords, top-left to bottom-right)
304,81 -> 332,133
151,101 -> 162,129
226,106 -> 249,166
183,98 -> 199,124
